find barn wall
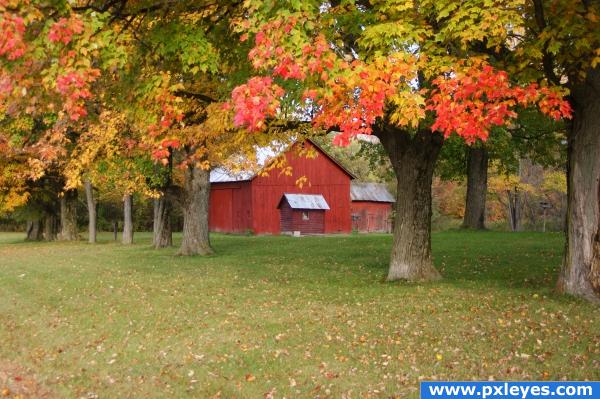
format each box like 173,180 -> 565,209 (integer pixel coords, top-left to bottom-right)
351,201 -> 393,233
209,182 -> 253,233
279,201 -> 294,233
279,201 -> 326,235
252,142 -> 352,234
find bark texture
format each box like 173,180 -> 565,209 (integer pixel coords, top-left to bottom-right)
177,165 -> 213,256
25,219 -> 43,241
378,127 -> 444,281
507,188 -> 522,232
462,146 -> 488,230
153,195 -> 173,248
84,180 -> 97,244
58,189 -> 78,241
122,194 -> 134,245
557,67 -> 600,303
43,214 -> 58,241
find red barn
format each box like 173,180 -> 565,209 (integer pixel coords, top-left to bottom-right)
350,182 -> 395,233
209,139 -> 355,235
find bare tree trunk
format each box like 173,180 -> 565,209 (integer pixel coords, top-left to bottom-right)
25,219 -> 43,241
122,194 -> 134,245
507,188 -> 522,232
113,221 -> 118,241
58,189 -> 78,241
377,127 -> 444,281
462,146 -> 488,229
177,165 -> 213,256
43,213 -> 58,241
557,68 -> 600,303
84,180 -> 97,244
153,196 -> 172,248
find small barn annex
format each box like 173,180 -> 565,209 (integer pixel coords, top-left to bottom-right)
278,193 -> 330,235
209,139 -> 355,235
350,182 -> 395,233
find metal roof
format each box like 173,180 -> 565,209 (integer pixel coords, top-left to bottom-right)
350,182 -> 395,203
210,168 -> 255,183
210,145 -> 282,183
279,193 -> 330,210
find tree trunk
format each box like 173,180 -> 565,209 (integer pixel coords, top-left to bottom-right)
377,127 -> 444,281
153,196 -> 173,248
177,165 -> 213,256
113,221 -> 118,241
557,67 -> 600,303
122,194 -> 134,245
25,219 -> 43,241
85,180 -> 97,244
462,146 -> 488,229
58,189 -> 78,241
507,188 -> 522,232
43,213 -> 58,241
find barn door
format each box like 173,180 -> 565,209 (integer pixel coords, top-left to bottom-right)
210,189 -> 234,232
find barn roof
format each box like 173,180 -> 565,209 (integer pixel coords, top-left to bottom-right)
210,139 -> 356,183
351,182 -> 395,203
279,193 -> 330,210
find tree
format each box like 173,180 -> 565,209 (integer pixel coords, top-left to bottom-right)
462,145 -> 489,230
0,1 -> 123,240
230,1 -> 571,282
500,0 -> 600,302
84,180 -> 97,243
436,108 -> 566,231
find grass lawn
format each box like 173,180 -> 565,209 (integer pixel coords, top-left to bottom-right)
0,231 -> 598,398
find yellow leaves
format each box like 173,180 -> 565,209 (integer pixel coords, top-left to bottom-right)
245,373 -> 256,382
295,175 -> 309,188
592,48 -> 600,68
389,91 -> 426,128
541,170 -> 566,194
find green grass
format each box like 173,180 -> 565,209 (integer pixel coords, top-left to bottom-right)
0,231 -> 598,398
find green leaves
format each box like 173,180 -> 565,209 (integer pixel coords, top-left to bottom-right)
148,22 -> 220,76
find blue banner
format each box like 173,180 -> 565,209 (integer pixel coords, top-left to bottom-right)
421,382 -> 598,399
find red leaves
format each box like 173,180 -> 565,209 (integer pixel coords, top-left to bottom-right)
48,16 -> 84,45
0,13 -> 27,60
231,77 -> 284,132
236,12 -> 575,150
428,64 -> 572,144
55,68 -> 100,120
160,138 -> 181,149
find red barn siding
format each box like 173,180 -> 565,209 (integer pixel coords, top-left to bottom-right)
279,201 -> 325,234
251,142 -> 351,234
209,182 -> 253,233
351,201 -> 393,233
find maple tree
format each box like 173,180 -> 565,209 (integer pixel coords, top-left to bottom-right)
0,0 -> 124,241
230,1 -> 572,282
70,0 -> 300,255
508,0 -> 600,302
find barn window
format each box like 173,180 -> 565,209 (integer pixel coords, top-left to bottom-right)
302,211 -> 310,220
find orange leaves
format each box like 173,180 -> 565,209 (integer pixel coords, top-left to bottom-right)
47,15 -> 84,45
311,55 -> 420,146
55,68 -> 100,121
428,63 -> 572,144
231,77 -> 284,132
0,13 -> 26,60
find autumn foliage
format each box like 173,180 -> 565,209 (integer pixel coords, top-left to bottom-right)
231,13 -> 572,147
